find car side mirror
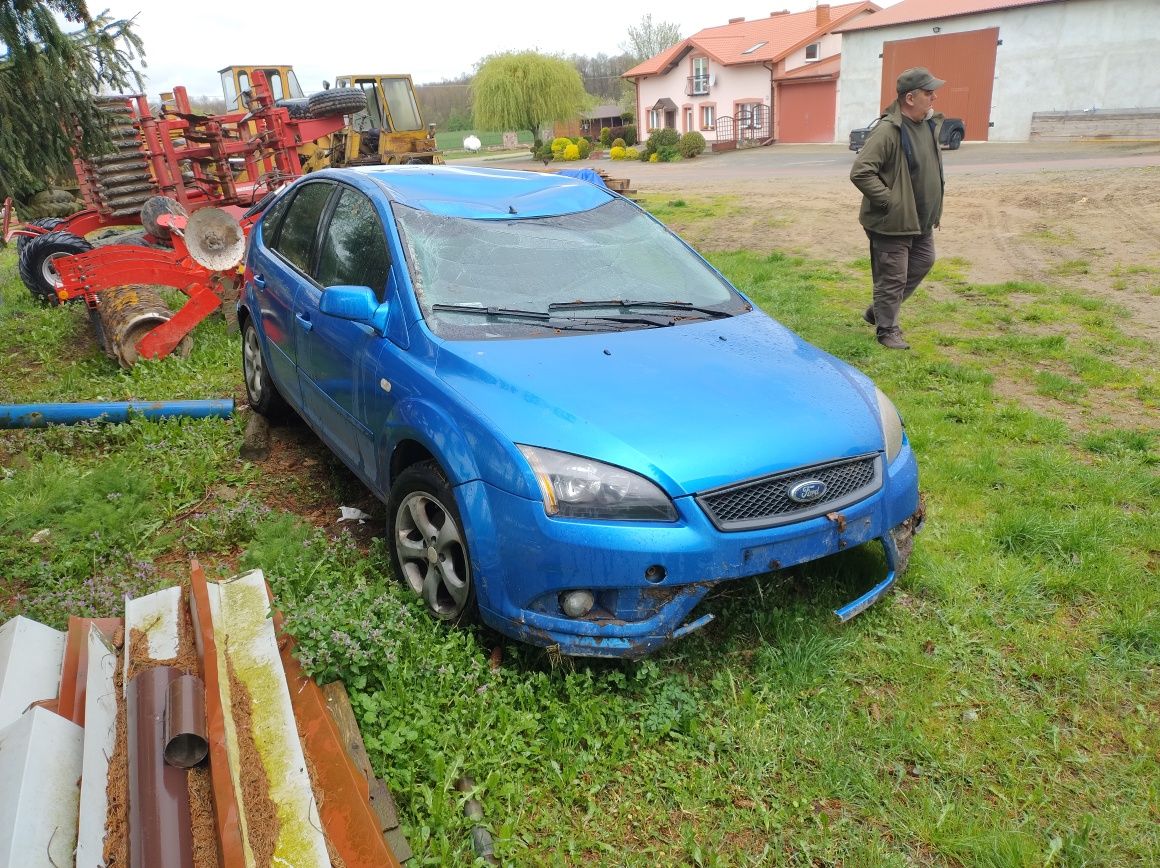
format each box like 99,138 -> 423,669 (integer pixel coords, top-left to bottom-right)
319,285 -> 388,334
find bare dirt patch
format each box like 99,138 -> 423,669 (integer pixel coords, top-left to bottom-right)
638,159 -> 1160,340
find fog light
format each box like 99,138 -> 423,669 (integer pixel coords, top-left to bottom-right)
560,590 -> 594,618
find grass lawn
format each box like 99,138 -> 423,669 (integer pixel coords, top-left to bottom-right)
0,203 -> 1156,865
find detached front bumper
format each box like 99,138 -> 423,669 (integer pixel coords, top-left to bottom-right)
464,448 -> 923,658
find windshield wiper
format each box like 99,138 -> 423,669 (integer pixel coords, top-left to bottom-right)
432,304 -> 551,321
429,303 -> 654,331
548,299 -> 736,319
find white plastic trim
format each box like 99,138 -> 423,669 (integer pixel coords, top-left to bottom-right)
0,616 -> 65,731
76,625 -> 119,868
0,706 -> 84,867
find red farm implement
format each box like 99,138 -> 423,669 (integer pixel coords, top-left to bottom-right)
6,71 -> 358,368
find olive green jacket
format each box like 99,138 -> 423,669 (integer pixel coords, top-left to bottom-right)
850,101 -> 944,235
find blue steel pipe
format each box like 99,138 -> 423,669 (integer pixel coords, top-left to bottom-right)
0,399 -> 234,428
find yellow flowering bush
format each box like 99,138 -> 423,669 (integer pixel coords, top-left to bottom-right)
609,145 -> 626,160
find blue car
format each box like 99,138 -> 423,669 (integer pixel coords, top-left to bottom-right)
239,165 -> 923,658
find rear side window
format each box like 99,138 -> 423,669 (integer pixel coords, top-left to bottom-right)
315,188 -> 392,299
271,182 -> 333,274
258,190 -> 294,245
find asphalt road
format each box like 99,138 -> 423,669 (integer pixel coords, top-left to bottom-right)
479,140 -> 1160,184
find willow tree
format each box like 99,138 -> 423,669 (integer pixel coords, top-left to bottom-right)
471,51 -> 590,143
0,1 -> 144,205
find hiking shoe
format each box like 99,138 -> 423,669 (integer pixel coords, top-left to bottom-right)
877,331 -> 910,350
862,306 -> 876,326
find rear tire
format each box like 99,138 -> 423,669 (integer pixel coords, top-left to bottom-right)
241,317 -> 290,418
947,129 -> 963,150
17,230 -> 93,305
388,461 -> 478,626
306,87 -> 367,119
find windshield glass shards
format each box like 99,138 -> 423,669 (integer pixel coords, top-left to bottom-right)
394,198 -> 750,340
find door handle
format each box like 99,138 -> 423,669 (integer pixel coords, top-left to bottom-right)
252,273 -> 266,288
295,312 -> 313,332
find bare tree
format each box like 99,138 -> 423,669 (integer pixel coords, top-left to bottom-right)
622,14 -> 683,64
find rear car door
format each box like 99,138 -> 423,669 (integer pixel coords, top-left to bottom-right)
248,181 -> 334,405
296,184 -> 393,476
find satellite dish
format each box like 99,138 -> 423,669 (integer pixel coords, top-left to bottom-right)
463,134 -> 482,152
185,207 -> 245,271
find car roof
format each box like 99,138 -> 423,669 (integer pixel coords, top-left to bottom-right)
309,165 -> 617,220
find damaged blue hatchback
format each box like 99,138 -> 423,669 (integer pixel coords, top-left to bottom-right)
239,165 -> 923,658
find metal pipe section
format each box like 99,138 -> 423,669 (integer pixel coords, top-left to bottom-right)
164,674 -> 208,769
127,666 -> 194,868
0,399 -> 233,427
455,777 -> 499,865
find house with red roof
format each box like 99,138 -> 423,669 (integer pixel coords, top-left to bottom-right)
835,0 -> 1160,142
621,3 -> 879,146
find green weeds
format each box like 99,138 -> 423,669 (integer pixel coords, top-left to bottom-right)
2,218 -> 1157,865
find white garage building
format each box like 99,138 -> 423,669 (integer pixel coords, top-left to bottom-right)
835,0 -> 1160,142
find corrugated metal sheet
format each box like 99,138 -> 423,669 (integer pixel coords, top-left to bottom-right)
838,0 -> 1062,32
0,616 -> 65,730
0,706 -> 84,867
881,28 -> 999,140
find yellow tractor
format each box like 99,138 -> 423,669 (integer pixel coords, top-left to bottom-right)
219,66 -> 441,170
329,74 -> 442,167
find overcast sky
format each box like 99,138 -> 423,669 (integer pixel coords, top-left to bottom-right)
90,1 -> 898,100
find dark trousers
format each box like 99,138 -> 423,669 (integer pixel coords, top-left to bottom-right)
867,230 -> 935,335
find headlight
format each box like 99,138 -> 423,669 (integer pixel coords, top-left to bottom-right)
517,445 -> 677,521
875,386 -> 905,462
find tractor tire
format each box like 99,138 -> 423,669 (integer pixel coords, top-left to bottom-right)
17,230 -> 93,306
277,98 -> 311,119
306,88 -> 367,119
14,218 -> 64,257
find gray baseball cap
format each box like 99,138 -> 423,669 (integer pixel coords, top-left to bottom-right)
896,67 -> 946,94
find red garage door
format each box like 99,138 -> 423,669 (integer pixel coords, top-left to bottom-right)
881,28 -> 998,142
778,80 -> 837,143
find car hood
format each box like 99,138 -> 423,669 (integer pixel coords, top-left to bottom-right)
434,312 -> 884,495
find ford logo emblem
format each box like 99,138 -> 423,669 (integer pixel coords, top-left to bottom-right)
788,479 -> 828,503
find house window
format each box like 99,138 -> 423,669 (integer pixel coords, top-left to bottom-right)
685,108 -> 693,131
649,108 -> 662,130
805,42 -> 820,61
701,105 -> 715,130
692,57 -> 709,95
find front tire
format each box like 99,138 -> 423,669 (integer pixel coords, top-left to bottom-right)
241,317 -> 289,418
947,129 -> 963,150
388,462 -> 478,625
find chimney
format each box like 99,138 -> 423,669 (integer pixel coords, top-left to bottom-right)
729,16 -> 745,23
816,4 -> 831,26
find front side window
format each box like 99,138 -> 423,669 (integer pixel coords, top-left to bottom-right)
271,182 -> 333,274
381,78 -> 423,131
394,198 -> 750,340
316,188 -> 392,299
349,79 -> 386,132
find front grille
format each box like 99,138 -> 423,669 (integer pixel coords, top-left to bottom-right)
696,453 -> 882,531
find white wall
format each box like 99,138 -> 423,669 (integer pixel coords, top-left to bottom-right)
637,63 -> 771,141
836,0 -> 1160,142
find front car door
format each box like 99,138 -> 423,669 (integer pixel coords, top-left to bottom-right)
296,184 -> 393,477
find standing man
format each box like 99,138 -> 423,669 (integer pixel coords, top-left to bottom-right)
850,67 -> 946,350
